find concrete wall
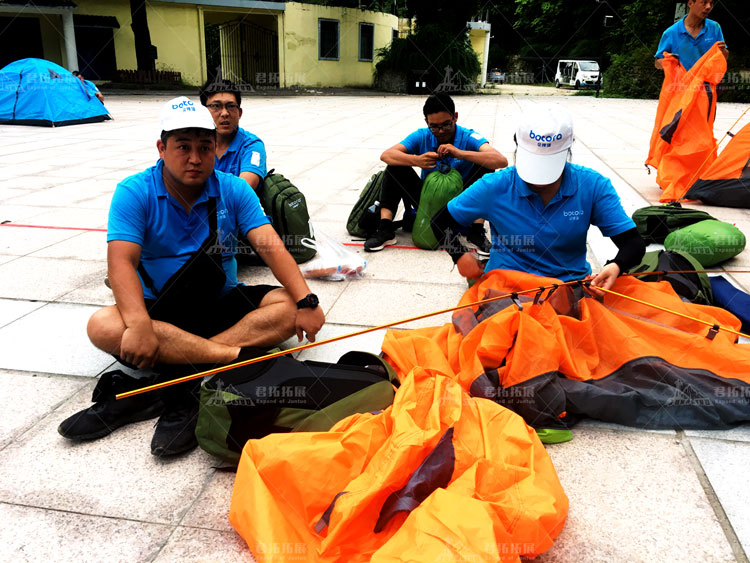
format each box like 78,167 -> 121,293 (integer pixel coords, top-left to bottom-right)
280,2 -> 398,87
74,0 -> 137,70
148,2 -> 204,85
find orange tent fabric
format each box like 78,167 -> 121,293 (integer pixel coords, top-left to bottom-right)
684,122 -> 750,207
230,369 -> 569,562
646,43 -> 727,202
383,269 -> 750,432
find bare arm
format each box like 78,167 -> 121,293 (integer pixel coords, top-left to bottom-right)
239,171 -> 261,191
247,224 -> 325,341
718,41 -> 729,61
107,240 -> 160,368
381,143 -> 438,169
437,142 -> 508,170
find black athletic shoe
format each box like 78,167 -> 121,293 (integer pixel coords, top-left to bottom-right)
466,226 -> 492,257
151,403 -> 199,457
364,229 -> 397,252
58,393 -> 164,441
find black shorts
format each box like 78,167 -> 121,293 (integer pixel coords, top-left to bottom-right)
145,284 -> 280,339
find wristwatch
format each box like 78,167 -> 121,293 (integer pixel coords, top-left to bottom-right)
296,293 -> 320,309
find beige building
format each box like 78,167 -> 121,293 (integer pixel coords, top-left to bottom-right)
0,0 -> 490,89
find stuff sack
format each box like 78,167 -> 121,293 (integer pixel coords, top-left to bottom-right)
412,162 -> 463,250
664,219 -> 746,267
347,171 -> 385,238
710,276 -> 750,334
257,170 -> 316,263
631,201 -> 716,244
628,249 -> 713,305
196,350 -> 398,463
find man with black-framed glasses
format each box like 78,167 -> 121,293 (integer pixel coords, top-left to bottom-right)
198,79 -> 267,192
366,93 -> 507,253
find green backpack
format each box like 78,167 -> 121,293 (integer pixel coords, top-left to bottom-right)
412,163 -> 463,250
664,220 -> 746,267
259,171 -> 316,263
195,350 -> 398,463
632,202 -> 716,244
347,171 -> 385,238
628,249 -> 713,305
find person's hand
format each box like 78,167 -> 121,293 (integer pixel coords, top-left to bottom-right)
437,144 -> 460,159
586,262 -> 620,297
119,320 -> 160,369
456,253 -> 485,281
717,41 -> 727,50
416,152 -> 439,169
295,307 -> 325,342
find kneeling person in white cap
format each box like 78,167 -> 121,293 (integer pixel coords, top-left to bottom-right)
431,103 -> 645,292
59,97 -> 325,457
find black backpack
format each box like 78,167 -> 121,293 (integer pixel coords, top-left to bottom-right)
195,350 -> 399,463
628,249 -> 713,305
631,202 -> 716,244
258,170 -> 316,263
347,171 -> 385,238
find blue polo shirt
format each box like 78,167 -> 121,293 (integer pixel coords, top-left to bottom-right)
401,125 -> 488,180
447,163 -> 635,281
107,160 -> 270,300
215,127 -> 267,179
655,17 -> 725,71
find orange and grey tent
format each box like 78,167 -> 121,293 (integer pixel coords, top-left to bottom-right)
683,121 -> 750,207
382,269 -> 750,433
646,43 -> 727,202
230,369 -> 569,562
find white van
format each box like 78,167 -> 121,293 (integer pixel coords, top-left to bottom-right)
555,60 -> 600,89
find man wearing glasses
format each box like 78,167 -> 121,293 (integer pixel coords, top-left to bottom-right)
199,80 -> 266,191
365,93 -> 508,253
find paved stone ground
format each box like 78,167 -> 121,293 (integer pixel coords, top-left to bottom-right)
1,92 -> 749,562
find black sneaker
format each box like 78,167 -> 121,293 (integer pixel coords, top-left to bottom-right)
151,403 -> 199,457
364,229 -> 397,252
466,226 -> 492,257
58,393 -> 164,441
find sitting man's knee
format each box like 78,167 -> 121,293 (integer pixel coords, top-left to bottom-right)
87,306 -> 126,352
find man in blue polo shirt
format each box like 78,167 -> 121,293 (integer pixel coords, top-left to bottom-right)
73,70 -> 104,103
431,103 -> 645,291
654,0 -> 728,72
58,97 -> 324,457
364,93 -> 508,253
199,79 -> 267,191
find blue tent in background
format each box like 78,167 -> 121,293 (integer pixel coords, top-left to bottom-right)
0,58 -> 111,127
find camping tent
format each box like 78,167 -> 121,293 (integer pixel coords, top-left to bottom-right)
382,270 -> 750,434
0,58 -> 110,126
683,121 -> 750,208
646,44 -> 727,202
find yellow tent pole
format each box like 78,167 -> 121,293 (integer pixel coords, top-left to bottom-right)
116,281 -> 580,399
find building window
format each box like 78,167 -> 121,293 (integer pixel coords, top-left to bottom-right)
319,19 -> 339,60
392,28 -> 399,42
359,23 -> 374,61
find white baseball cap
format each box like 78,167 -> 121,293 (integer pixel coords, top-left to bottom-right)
159,96 -> 215,132
515,103 -> 574,185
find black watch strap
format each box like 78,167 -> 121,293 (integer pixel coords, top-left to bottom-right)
296,293 -> 319,309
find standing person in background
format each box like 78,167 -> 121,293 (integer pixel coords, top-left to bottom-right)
654,0 -> 728,71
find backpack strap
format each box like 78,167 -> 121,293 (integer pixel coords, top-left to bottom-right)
337,351 -> 399,386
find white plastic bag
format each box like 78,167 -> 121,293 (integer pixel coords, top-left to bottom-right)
299,229 -> 366,281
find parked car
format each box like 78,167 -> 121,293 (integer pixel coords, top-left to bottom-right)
554,60 -> 600,89
488,68 -> 505,84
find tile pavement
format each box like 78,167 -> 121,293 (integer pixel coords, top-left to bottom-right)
0,92 -> 749,562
